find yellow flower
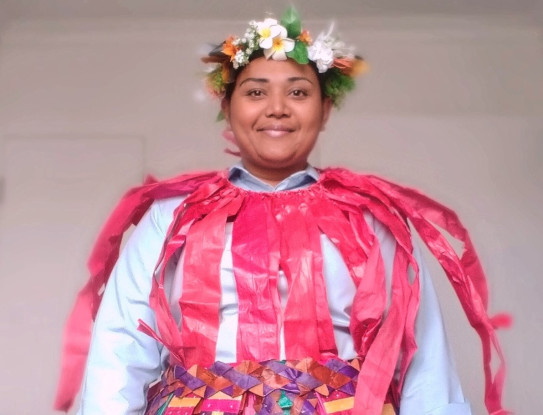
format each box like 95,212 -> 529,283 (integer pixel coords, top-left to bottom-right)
260,24 -> 295,60
257,18 -> 281,49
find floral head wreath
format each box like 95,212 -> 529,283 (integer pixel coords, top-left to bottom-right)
202,7 -> 368,111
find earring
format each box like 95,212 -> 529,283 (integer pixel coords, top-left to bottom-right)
222,127 -> 240,157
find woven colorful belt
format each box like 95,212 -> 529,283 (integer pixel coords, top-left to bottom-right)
146,358 -> 397,415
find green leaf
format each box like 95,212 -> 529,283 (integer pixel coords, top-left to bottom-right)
281,6 -> 302,38
286,41 -> 309,64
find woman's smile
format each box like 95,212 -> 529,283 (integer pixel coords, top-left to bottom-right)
257,123 -> 295,138
222,57 -> 332,185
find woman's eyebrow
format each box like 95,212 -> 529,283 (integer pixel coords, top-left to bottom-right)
287,76 -> 314,84
239,76 -> 314,87
239,77 -> 269,87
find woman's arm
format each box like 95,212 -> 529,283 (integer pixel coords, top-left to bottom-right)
367,212 -> 471,414
399,243 -> 472,415
77,200 -> 178,415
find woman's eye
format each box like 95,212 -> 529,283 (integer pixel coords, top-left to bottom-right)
247,89 -> 264,97
291,89 -> 308,97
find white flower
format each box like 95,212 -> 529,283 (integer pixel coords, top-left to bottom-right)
307,32 -> 335,72
233,50 -> 248,69
256,18 -> 282,49
264,26 -> 295,60
331,40 -> 354,59
253,18 -> 295,61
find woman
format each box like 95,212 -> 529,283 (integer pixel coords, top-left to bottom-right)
55,7 -> 507,415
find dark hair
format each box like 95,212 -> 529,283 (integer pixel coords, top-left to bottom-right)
223,51 -> 328,102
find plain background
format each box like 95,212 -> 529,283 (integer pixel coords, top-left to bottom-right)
1,1 -> 542,414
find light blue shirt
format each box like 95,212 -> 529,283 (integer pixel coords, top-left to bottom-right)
78,165 -> 472,415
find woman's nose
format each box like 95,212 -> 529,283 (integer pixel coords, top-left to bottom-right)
265,93 -> 290,118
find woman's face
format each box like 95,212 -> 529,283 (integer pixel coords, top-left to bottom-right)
222,57 -> 332,184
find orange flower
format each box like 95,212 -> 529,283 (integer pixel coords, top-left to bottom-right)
333,57 -> 369,77
222,36 -> 239,61
221,62 -> 232,84
297,30 -> 312,45
351,59 -> 369,77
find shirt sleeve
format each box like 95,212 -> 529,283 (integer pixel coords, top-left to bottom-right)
399,243 -> 472,414
77,200 -> 175,415
368,213 -> 472,415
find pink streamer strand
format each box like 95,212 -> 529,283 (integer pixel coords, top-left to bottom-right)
54,168 -> 509,415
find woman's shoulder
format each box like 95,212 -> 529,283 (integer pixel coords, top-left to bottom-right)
148,196 -> 186,230
135,169 -> 227,229
151,195 -> 186,214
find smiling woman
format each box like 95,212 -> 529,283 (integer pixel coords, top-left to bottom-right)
54,6 -> 509,415
222,58 -> 331,184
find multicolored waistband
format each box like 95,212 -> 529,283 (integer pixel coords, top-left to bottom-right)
146,357 -> 397,415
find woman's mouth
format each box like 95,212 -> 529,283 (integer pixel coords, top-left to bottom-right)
257,125 -> 295,138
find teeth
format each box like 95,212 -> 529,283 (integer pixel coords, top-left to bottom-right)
263,129 -> 290,138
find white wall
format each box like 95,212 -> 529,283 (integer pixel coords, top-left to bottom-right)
1,14 -> 541,414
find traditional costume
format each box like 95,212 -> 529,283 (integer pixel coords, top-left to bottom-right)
55,166 -> 508,415
54,7 -> 509,415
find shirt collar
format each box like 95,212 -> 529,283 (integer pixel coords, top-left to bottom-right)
228,163 -> 320,192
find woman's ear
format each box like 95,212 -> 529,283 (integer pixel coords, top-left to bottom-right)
221,98 -> 230,124
321,97 -> 333,131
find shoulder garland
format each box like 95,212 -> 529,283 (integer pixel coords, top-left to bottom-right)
54,168 -> 510,414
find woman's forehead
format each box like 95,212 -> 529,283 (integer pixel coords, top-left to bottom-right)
237,57 -> 318,84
